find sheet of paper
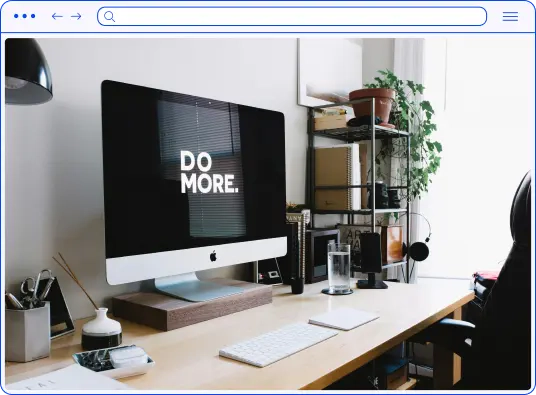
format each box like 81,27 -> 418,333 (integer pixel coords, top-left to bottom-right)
7,364 -> 131,390
309,307 -> 379,331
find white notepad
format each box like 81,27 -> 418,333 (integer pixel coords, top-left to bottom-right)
309,307 -> 380,331
7,364 -> 131,390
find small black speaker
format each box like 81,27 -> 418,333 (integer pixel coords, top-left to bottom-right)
358,232 -> 382,274
358,232 -> 388,290
388,189 -> 401,208
368,182 -> 389,209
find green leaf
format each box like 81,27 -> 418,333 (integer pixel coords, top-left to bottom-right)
415,84 -> 425,94
378,69 -> 388,75
420,100 -> 435,114
426,141 -> 435,151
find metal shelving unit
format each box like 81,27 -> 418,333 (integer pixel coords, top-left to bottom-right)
313,124 -> 408,142
306,97 -> 411,282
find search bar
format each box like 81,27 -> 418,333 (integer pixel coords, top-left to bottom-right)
97,7 -> 487,27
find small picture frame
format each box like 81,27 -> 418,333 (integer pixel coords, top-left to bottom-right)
38,278 -> 75,339
304,228 -> 340,284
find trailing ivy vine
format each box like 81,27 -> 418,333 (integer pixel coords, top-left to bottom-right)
365,69 -> 442,201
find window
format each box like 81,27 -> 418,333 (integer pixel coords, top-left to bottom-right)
418,37 -> 534,279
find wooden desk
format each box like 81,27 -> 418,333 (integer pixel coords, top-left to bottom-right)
5,281 -> 473,390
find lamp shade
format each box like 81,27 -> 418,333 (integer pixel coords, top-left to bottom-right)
6,38 -> 53,105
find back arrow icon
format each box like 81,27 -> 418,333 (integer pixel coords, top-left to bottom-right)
52,13 -> 63,20
71,13 -> 81,20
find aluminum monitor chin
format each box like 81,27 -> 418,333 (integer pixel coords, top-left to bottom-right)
101,80 -> 287,289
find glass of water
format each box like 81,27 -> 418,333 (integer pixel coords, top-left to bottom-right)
326,243 -> 352,295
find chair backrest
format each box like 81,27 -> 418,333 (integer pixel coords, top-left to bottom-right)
469,172 -> 531,389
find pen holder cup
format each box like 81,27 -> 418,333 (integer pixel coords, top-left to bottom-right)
291,277 -> 305,294
6,303 -> 50,362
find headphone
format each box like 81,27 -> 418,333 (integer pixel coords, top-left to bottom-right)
398,213 -> 432,262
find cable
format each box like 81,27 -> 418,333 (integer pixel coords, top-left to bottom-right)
397,212 -> 432,241
274,257 -> 283,282
409,259 -> 415,281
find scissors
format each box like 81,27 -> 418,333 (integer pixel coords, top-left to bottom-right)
20,269 -> 54,309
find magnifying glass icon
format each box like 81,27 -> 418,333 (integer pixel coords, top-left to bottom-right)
104,11 -> 115,22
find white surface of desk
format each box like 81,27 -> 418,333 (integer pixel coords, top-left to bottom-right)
5,281 -> 473,390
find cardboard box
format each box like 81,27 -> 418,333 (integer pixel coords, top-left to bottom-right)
314,115 -> 347,131
384,364 -> 409,390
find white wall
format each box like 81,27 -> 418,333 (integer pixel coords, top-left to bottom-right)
6,38 -> 307,319
362,39 -> 395,85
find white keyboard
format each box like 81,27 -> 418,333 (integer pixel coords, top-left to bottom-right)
219,323 -> 338,367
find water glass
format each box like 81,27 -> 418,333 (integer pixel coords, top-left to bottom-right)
327,243 -> 352,294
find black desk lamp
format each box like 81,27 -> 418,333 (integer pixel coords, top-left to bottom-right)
6,38 -> 53,105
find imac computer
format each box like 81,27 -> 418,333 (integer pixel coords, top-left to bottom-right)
101,80 -> 287,302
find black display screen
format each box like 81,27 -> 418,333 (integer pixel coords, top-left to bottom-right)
101,80 -> 286,259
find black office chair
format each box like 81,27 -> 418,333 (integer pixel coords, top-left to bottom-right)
412,172 -> 531,390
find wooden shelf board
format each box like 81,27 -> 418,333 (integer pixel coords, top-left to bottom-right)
397,377 -> 418,390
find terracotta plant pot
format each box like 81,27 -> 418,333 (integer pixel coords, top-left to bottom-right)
349,88 -> 396,124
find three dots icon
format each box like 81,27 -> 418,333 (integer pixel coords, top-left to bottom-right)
14,13 -> 36,19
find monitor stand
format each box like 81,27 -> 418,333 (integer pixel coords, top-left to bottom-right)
357,273 -> 388,289
154,272 -> 244,302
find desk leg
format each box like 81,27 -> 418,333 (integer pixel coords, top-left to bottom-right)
253,261 -> 259,283
433,307 -> 462,389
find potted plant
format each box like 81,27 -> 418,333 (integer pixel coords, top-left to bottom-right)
349,87 -> 396,126
364,69 -> 442,201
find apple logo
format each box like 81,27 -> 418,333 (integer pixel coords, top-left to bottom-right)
210,250 -> 217,262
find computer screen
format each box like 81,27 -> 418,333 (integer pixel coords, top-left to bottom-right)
101,80 -> 287,284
